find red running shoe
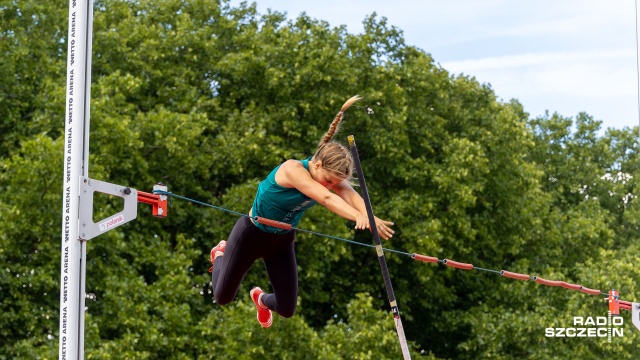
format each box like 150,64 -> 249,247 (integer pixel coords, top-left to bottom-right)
208,240 -> 226,273
250,287 -> 273,328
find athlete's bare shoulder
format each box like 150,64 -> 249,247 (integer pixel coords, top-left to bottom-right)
275,160 -> 308,187
280,159 -> 304,170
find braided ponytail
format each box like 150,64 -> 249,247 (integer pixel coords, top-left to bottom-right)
318,95 -> 362,147
313,95 -> 361,180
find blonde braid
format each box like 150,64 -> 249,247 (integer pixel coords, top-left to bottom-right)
318,95 -> 362,147
312,95 -> 361,181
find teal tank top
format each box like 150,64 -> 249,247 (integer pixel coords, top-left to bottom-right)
252,157 -> 318,233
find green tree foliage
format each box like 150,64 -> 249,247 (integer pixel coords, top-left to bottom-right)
1,0 -> 639,358
0,0 -> 68,156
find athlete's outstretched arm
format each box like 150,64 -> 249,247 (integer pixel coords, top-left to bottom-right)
276,161 -> 369,230
333,181 -> 394,240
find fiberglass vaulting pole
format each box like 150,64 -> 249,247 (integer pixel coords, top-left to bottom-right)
60,0 -> 94,359
348,135 -> 412,359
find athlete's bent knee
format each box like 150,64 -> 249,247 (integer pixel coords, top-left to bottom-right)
278,307 -> 296,318
214,289 -> 234,305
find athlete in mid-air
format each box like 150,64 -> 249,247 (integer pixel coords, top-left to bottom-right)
209,95 -> 394,327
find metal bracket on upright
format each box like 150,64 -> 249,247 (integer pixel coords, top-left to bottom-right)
78,177 -> 168,240
78,177 -> 139,240
633,302 -> 640,331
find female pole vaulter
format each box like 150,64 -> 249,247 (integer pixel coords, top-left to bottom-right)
209,95 -> 394,327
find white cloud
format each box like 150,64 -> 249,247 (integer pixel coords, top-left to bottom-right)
441,47 -> 638,126
229,0 -> 640,129
442,49 -> 634,73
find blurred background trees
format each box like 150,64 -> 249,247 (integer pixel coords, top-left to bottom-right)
1,0 -> 638,358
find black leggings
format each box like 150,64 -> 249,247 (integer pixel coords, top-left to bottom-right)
211,216 -> 298,318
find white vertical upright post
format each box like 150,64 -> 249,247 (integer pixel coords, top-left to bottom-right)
636,0 -> 640,132
60,0 -> 93,359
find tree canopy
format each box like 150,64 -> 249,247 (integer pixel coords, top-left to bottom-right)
1,0 -> 639,358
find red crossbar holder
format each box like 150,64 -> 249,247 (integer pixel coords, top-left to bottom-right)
138,183 -> 168,218
609,289 -> 620,316
619,300 -> 632,311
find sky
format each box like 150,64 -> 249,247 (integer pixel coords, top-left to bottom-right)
229,0 -> 640,132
